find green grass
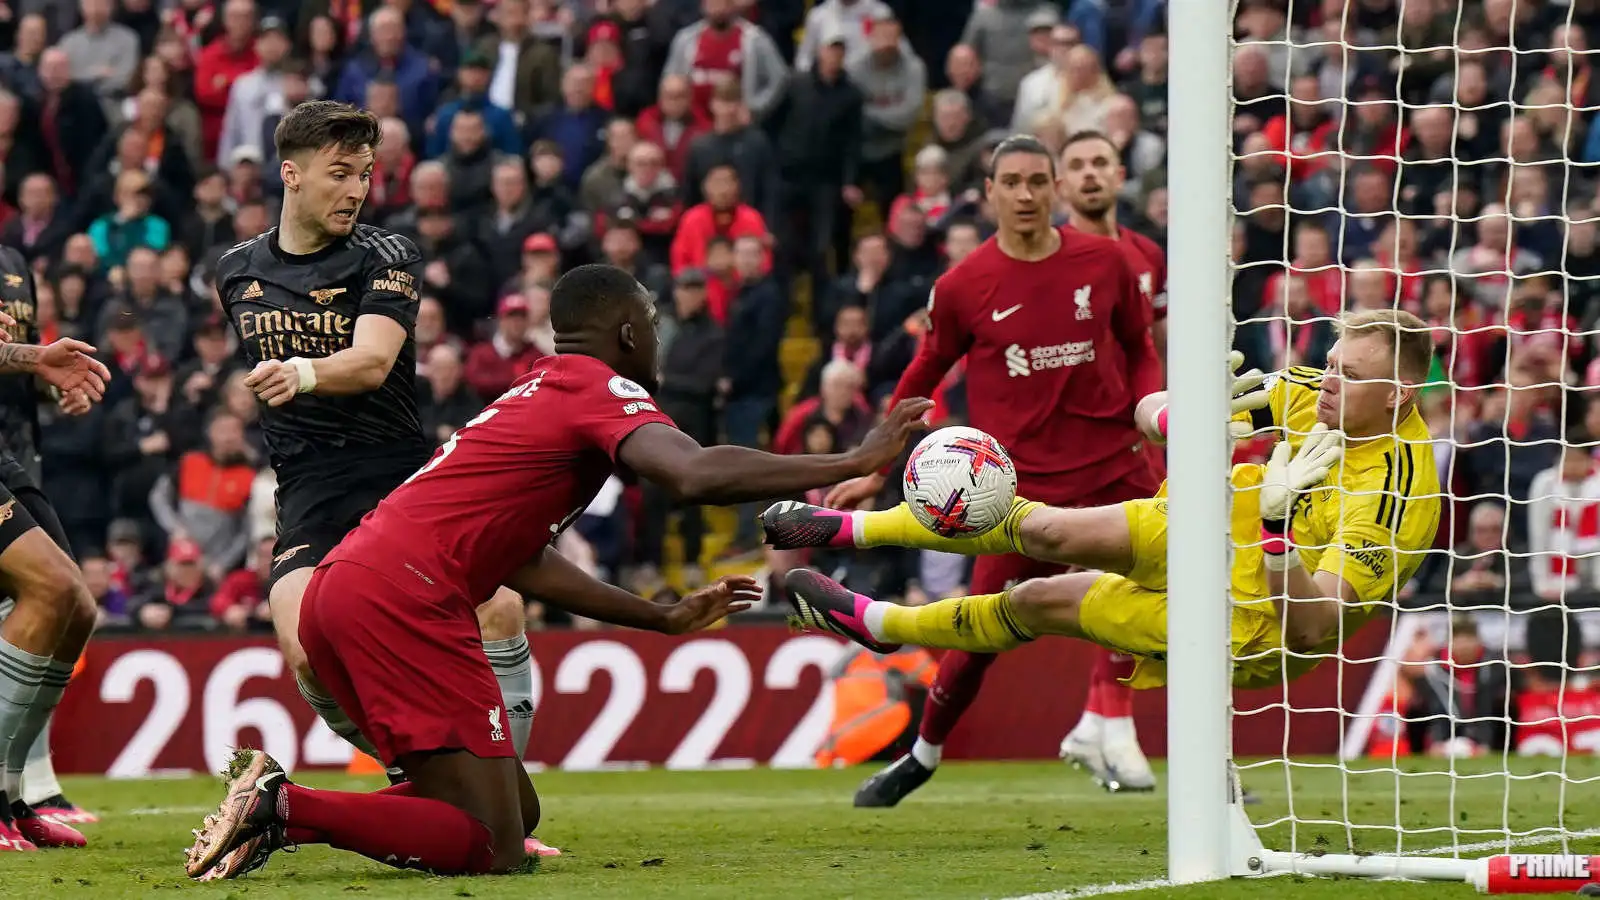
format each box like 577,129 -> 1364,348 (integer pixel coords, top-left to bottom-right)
8,759 -> 1600,898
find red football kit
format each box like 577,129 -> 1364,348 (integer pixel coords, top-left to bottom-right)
1112,226 -> 1168,324
888,226 -> 1168,745
887,225 -> 1165,604
299,354 -> 675,763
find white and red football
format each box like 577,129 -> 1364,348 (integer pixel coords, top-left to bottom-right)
902,426 -> 1018,538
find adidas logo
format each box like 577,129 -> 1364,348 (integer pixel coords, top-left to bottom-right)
507,700 -> 535,720
241,281 -> 264,299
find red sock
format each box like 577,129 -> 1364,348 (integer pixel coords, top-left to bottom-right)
286,781 -> 415,845
1087,650 -> 1135,719
918,651 -> 998,745
281,783 -> 496,874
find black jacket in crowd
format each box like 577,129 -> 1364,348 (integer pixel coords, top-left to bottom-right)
771,69 -> 863,186
722,275 -> 788,402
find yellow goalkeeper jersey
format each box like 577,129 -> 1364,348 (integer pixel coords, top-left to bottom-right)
1228,366 -> 1441,673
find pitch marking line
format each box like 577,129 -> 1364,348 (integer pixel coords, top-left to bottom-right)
998,827 -> 1600,899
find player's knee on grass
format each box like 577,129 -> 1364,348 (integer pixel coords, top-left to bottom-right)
516,771 -> 541,835
1023,506 -> 1135,574
476,587 -> 525,642
1007,572 -> 1102,637
403,751 -> 529,873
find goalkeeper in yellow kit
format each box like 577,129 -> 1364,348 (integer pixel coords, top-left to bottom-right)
762,309 -> 1440,689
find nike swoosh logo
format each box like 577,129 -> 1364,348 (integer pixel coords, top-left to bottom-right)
256,771 -> 285,791
992,304 -> 1023,322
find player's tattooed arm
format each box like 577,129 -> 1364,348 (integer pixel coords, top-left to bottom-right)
0,339 -> 110,401
0,341 -> 38,372
506,548 -> 757,634
621,398 -> 935,505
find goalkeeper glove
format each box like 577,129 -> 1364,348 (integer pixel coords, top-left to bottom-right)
1146,350 -> 1272,444
1258,424 -> 1344,571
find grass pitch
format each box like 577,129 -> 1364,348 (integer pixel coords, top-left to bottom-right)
7,758 -> 1599,899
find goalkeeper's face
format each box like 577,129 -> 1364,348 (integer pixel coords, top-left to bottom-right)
1319,335 -> 1406,437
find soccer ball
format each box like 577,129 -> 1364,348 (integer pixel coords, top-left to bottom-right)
902,426 -> 1018,537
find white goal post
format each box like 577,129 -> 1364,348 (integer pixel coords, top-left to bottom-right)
1166,0 -> 1599,889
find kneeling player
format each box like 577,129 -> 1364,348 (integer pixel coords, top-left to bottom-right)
768,311 -> 1440,695
183,265 -> 932,880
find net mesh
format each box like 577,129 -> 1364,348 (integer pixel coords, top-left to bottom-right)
1228,0 -> 1600,864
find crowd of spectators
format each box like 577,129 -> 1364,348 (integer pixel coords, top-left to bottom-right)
3,0 -> 1600,677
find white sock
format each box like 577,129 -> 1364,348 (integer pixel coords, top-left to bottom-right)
910,736 -> 942,770
1069,711 -> 1105,742
1103,715 -> 1137,744
21,714 -> 61,805
483,634 -> 533,757
296,676 -> 384,762
863,601 -> 889,641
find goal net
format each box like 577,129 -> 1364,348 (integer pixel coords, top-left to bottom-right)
1168,0 -> 1600,888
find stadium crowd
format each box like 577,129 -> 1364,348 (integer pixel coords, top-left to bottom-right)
0,0 -> 1594,693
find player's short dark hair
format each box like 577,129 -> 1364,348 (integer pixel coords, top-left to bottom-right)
988,134 -> 1055,179
274,100 -> 382,162
1063,129 -> 1116,153
551,264 -> 648,333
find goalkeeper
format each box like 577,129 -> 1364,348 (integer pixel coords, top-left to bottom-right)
763,310 -> 1440,689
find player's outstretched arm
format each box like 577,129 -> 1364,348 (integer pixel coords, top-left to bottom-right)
506,548 -> 758,634
620,398 -> 934,506
0,339 -> 111,400
1136,351 -> 1270,444
245,315 -> 406,406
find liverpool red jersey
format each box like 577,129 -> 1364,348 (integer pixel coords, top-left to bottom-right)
326,354 -> 675,604
889,227 -> 1163,505
1117,227 -> 1167,322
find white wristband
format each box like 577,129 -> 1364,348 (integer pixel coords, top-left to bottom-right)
1263,550 -> 1301,572
287,357 -> 318,394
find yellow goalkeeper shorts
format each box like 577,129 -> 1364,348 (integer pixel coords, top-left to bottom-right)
1077,573 -> 1285,690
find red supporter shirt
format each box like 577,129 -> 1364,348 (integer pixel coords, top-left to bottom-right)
889,227 -> 1164,505
327,355 -> 676,604
193,39 -> 260,156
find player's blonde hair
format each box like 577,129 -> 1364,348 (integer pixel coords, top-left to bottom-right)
1338,308 -> 1432,384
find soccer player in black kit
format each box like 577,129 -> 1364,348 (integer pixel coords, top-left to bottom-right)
215,101 -> 542,865
0,244 -> 112,851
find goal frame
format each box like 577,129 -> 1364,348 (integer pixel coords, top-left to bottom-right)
1162,0 -> 1487,886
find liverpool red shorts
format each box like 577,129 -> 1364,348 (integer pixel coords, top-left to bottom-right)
298,560 -> 517,765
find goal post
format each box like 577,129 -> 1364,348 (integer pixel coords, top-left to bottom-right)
1165,0 -> 1242,885
1165,0 -> 1599,889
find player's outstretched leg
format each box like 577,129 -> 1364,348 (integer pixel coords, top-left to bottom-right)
787,568 -> 1117,654
762,500 -> 1134,574
187,749 -> 528,880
